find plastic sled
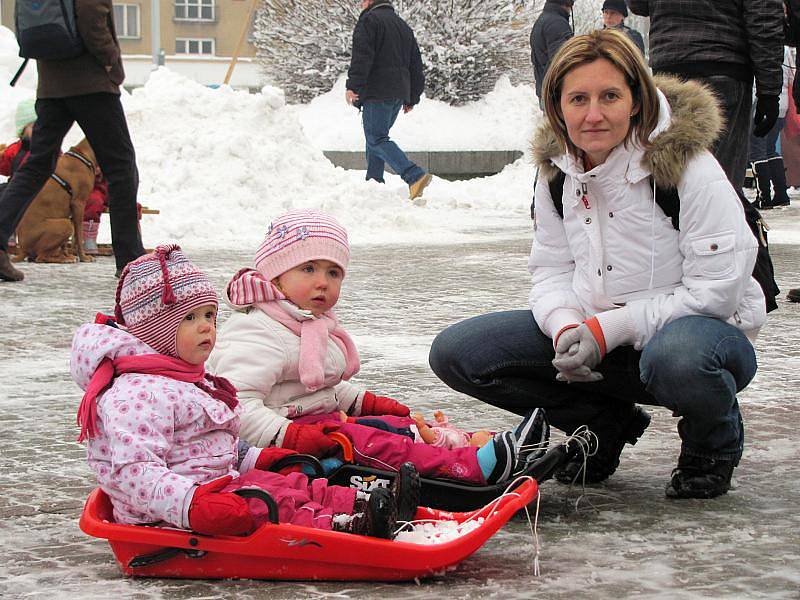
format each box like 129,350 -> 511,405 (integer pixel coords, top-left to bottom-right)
325,431 -> 582,512
79,478 -> 538,581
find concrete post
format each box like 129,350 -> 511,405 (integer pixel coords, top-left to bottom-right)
151,0 -> 161,68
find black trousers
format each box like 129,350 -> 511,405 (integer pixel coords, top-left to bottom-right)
0,93 -> 145,270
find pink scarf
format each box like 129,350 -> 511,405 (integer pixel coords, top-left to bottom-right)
77,329 -> 238,442
227,268 -> 360,392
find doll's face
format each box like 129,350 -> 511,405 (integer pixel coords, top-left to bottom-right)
274,259 -> 343,316
176,304 -> 217,364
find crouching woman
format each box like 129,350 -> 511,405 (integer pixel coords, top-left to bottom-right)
429,30 -> 765,499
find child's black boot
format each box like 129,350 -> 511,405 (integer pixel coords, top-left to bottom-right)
391,462 -> 420,523
665,454 -> 735,499
334,487 -> 398,539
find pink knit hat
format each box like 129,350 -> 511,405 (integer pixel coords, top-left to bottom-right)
255,210 -> 350,281
114,244 -> 218,357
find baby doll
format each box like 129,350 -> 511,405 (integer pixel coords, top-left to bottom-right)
71,244 -> 418,539
412,412 -> 493,449
210,210 -> 550,486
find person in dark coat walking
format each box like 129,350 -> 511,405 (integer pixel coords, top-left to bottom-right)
345,0 -> 432,201
602,0 -> 646,56
0,0 -> 145,282
628,0 -> 785,193
530,0 -> 574,104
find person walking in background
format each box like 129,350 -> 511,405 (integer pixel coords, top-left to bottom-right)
345,0 -> 432,201
749,45 -> 795,210
530,0 -> 575,106
601,0 -> 646,56
628,0 -> 785,193
0,0 -> 145,283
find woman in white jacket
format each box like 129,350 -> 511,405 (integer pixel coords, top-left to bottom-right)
430,30 -> 766,499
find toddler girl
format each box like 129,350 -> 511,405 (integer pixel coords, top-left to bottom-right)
209,210 -> 548,486
71,244 -> 417,539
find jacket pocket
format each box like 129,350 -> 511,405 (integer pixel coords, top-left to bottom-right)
689,232 -> 736,278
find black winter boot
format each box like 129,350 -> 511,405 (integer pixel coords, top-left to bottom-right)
767,157 -> 791,207
787,288 -> 800,303
665,454 -> 735,499
752,160 -> 773,209
334,487 -> 398,539
390,462 -> 420,523
555,405 -> 651,484
0,249 -> 24,282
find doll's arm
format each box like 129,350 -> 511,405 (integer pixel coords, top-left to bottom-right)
412,413 -> 438,444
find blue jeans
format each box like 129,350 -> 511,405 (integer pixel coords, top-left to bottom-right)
429,311 -> 757,462
361,99 -> 425,185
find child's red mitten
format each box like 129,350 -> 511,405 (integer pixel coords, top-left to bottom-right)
360,391 -> 411,417
282,422 -> 341,457
188,476 -> 254,536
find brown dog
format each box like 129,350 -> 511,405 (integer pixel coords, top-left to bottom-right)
14,138 -> 97,263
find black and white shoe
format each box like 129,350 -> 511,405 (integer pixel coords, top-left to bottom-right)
336,487 -> 398,539
390,462 -> 421,523
513,408 -> 550,471
487,430 -> 516,484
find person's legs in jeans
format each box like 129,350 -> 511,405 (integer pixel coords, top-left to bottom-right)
640,315 -> 756,463
698,76 -> 752,191
69,93 -> 145,271
0,99 -> 73,251
361,100 -> 425,185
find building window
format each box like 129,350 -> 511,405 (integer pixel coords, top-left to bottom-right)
174,0 -> 215,21
113,3 -> 140,38
175,38 -> 215,55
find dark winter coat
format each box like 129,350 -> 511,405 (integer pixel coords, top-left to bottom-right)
530,2 -> 573,99
628,0 -> 784,97
346,1 -> 425,106
36,0 -> 125,99
605,23 -> 646,56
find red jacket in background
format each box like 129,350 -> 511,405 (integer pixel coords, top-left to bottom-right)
84,174 -> 109,222
0,139 -> 30,178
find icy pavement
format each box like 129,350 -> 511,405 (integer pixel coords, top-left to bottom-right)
1,210 -> 799,599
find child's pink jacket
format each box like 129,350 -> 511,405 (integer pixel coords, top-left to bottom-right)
71,323 -> 356,531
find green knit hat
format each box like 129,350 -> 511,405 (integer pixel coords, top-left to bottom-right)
15,98 -> 37,137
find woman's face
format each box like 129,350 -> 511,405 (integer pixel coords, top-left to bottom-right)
559,57 -> 638,167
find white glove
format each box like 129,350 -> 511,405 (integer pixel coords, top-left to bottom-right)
552,323 -> 603,380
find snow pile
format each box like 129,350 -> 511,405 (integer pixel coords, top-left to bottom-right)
298,74 -> 539,151
394,517 -> 483,545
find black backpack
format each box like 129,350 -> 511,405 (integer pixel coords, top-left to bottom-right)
785,0 -> 800,46
15,0 -> 84,60
533,169 -> 780,313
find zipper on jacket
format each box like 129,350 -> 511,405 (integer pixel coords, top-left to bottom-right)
580,182 -> 590,209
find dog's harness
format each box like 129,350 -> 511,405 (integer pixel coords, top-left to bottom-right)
49,149 -> 96,197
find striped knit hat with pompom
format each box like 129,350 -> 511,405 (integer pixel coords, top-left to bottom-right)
254,210 -> 350,281
114,244 -> 218,357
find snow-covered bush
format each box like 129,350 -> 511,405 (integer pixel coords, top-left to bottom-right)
253,0 -> 534,105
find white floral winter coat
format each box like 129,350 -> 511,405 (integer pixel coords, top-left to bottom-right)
71,323 -> 251,528
207,302 -> 365,448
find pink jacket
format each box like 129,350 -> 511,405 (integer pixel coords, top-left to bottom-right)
71,323 -> 249,528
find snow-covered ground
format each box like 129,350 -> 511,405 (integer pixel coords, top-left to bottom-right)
1,26 -> 800,599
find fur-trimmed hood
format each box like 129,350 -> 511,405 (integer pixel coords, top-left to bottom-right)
532,75 -> 722,188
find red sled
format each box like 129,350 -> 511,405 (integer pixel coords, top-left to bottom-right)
79,478 -> 538,581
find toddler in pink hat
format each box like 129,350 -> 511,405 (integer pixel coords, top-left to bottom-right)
71,243 -> 416,539
209,211 -> 550,487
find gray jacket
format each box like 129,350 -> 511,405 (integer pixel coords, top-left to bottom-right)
629,0 -> 784,96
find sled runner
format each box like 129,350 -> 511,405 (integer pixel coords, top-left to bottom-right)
325,431 -> 584,512
79,478 -> 538,581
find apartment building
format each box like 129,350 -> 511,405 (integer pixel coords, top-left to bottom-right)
0,1 -> 263,90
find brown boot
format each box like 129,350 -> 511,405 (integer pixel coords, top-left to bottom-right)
0,249 -> 24,281
408,173 -> 432,200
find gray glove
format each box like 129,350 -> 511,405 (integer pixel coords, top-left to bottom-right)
552,323 -> 602,374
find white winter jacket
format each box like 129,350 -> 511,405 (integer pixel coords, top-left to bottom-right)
529,76 -> 767,351
207,302 -> 364,447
